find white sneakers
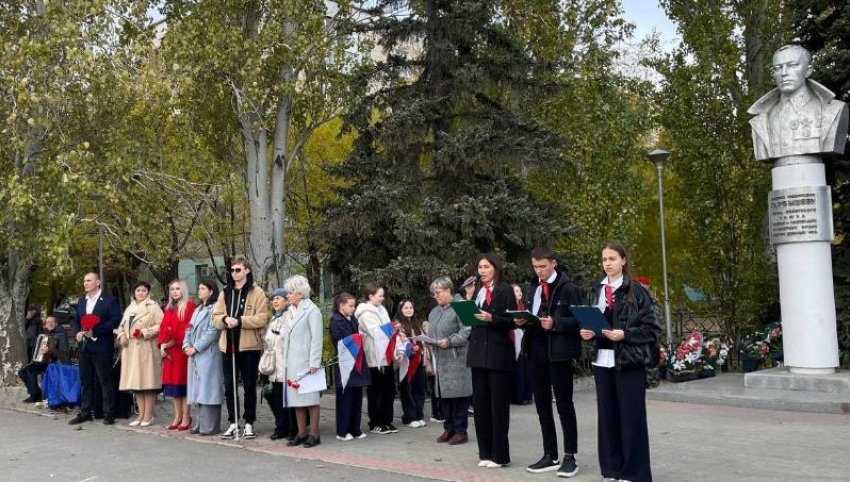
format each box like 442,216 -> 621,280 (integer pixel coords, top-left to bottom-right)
405,420 -> 427,428
243,423 -> 256,439
221,423 -> 239,439
477,460 -> 508,469
336,434 -> 354,441
478,460 -> 492,467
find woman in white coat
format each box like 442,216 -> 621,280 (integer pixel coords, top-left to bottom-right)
264,288 -> 295,441
281,275 -> 324,448
355,283 -> 397,435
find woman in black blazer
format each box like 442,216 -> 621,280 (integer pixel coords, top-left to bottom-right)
466,253 -> 517,468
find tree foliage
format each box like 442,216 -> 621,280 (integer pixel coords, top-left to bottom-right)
323,0 -> 574,303
791,0 -> 850,362
649,0 -> 791,335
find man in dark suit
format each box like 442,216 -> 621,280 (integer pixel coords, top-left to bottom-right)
517,247 -> 581,478
69,272 -> 121,425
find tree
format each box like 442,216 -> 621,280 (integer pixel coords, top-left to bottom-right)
649,0 -> 790,335
159,0 -> 371,289
0,0 -> 146,383
323,0 -> 572,303
791,0 -> 850,363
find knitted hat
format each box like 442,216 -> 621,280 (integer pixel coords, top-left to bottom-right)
271,288 -> 288,300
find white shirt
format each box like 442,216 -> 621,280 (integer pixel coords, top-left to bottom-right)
592,276 -> 623,368
85,290 -> 102,315
475,282 -> 495,308
532,271 -> 558,316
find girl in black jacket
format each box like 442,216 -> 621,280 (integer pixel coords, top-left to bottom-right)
580,242 -> 660,482
467,252 -> 517,468
329,293 -> 371,441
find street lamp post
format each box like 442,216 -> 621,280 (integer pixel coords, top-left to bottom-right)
648,149 -> 673,350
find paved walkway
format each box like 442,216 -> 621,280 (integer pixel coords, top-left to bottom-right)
2,381 -> 846,481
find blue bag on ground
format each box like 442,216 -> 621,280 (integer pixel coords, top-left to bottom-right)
41,364 -> 81,408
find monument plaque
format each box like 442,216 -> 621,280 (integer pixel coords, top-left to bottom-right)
768,186 -> 833,244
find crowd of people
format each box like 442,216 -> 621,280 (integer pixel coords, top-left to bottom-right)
20,243 -> 660,482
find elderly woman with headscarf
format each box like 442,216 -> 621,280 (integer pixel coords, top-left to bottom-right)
280,275 -> 324,448
264,287 -> 297,442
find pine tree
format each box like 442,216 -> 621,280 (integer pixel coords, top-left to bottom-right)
791,0 -> 850,363
323,0 -> 570,301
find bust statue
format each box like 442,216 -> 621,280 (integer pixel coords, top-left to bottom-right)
748,44 -> 849,162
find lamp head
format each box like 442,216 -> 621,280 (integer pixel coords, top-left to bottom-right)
647,149 -> 670,168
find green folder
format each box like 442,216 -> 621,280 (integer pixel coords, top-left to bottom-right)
506,310 -> 540,325
450,300 -> 486,327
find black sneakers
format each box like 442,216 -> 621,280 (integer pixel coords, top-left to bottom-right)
527,455 -> 560,473
557,455 -> 579,478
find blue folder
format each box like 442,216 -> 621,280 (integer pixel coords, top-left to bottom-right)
570,305 -> 610,338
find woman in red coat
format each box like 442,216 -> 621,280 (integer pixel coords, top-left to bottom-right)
158,279 -> 195,430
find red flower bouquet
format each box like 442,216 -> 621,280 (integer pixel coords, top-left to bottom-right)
81,314 -> 100,332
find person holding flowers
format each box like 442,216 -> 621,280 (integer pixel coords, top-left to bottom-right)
116,281 -> 164,427
281,275 -> 324,448
69,272 -> 122,426
158,279 -> 196,430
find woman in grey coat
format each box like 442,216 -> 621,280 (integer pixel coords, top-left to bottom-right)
427,276 -> 472,445
182,280 -> 223,436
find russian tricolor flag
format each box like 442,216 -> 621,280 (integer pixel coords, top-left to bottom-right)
372,322 -> 397,368
397,340 -> 422,383
337,333 -> 363,390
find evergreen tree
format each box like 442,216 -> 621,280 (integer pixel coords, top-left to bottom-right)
323,0 -> 570,301
791,0 -> 850,363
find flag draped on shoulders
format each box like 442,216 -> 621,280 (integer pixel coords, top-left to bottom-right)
337,333 -> 363,390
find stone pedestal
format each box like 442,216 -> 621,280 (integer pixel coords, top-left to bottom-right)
770,157 -> 839,374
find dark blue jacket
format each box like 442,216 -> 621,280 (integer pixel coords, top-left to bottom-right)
73,292 -> 121,354
329,311 -> 371,389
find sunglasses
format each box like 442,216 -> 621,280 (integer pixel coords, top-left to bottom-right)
230,268 -> 244,273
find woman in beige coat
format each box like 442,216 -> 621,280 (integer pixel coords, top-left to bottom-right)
117,281 -> 164,427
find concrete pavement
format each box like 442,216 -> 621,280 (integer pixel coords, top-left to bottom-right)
1,382 -> 847,481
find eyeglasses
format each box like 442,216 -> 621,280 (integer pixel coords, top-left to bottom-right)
230,268 -> 243,273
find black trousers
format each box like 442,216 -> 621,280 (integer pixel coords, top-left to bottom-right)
222,350 -> 261,424
269,382 -> 295,437
18,363 -> 46,397
527,356 -> 578,457
471,367 -> 512,464
440,397 -> 469,435
593,366 -> 652,482
512,354 -> 533,404
399,364 -> 426,424
79,351 -> 115,418
367,367 -> 396,427
426,374 -> 442,418
335,386 -> 364,437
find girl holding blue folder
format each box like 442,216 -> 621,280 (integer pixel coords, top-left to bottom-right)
580,242 -> 660,482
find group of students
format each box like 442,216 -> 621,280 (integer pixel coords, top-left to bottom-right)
24,241 -> 659,482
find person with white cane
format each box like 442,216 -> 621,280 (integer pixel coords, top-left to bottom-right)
212,257 -> 269,440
